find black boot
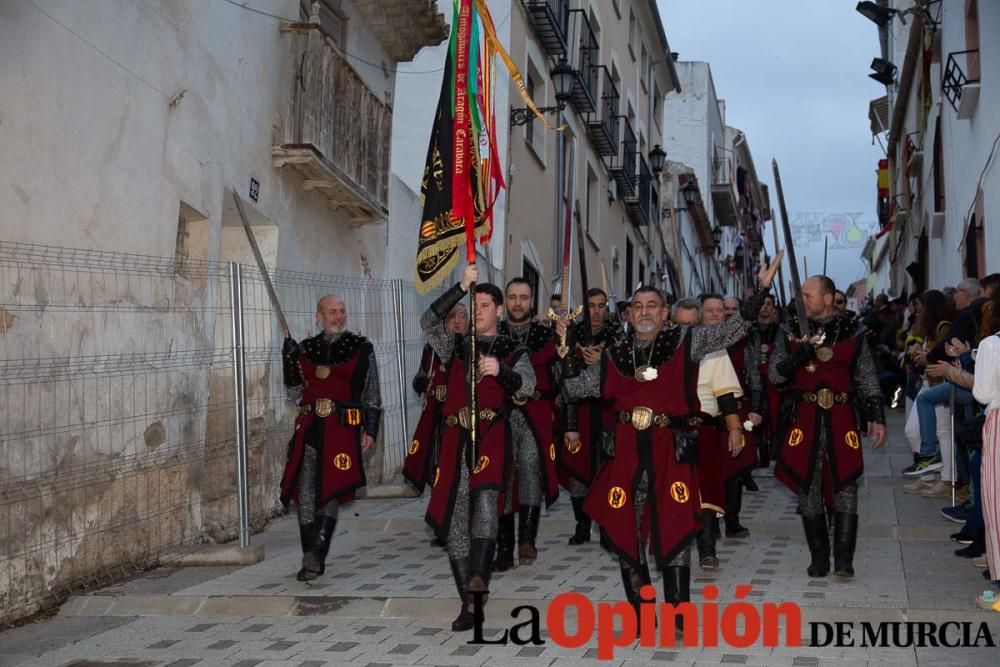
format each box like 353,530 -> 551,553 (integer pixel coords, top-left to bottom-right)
467,538 -> 496,599
314,515 -> 337,569
495,514 -> 516,572
518,506 -> 541,564
662,565 -> 691,633
568,497 -> 592,545
619,557 -> 652,620
832,512 -> 858,577
449,558 -> 475,632
955,529 -> 986,558
696,510 -> 719,569
742,470 -> 759,492
296,522 -> 319,581
724,479 -> 750,538
802,513 -> 830,577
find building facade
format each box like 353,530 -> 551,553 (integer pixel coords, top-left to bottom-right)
502,0 -> 679,310
863,0 -> 999,295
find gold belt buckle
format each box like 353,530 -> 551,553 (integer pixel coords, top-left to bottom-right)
314,398 -> 334,418
816,388 -> 834,411
630,406 -> 653,431
433,385 -> 447,402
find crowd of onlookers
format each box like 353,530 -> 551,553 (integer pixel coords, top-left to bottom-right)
861,275 -> 1000,609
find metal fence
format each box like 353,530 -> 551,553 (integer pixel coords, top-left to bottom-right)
0,241 -> 440,626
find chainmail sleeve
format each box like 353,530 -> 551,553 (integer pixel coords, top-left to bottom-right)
561,359 -> 601,401
688,287 -> 770,362
853,336 -> 885,424
744,336 -> 765,413
420,283 -> 466,361
362,349 -> 383,439
509,352 -> 537,403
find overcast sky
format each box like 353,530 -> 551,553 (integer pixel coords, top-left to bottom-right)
658,0 -> 887,291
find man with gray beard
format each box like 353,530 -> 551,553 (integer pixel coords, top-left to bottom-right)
280,296 -> 382,581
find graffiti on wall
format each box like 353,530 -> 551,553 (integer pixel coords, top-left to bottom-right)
786,212 -> 879,249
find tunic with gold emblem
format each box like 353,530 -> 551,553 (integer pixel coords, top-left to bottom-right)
280,332 -> 381,508
403,345 -> 449,492
769,313 -> 884,499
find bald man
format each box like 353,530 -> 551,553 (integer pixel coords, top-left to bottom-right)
280,295 -> 382,581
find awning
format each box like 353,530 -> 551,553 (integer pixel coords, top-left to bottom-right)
869,96 -> 889,135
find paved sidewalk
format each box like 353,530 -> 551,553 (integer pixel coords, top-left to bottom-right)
2,411 -> 999,666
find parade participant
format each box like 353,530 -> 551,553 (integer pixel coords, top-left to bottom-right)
404,304 -> 468,548
559,288 -> 619,545
724,296 -> 741,321
561,253 -> 784,629
770,275 -> 886,579
420,265 -> 536,631
280,296 -> 382,582
494,278 -> 560,571
746,294 -> 783,470
682,295 -> 748,565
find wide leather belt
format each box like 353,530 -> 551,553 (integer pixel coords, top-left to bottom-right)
445,407 -> 499,429
299,399 -> 363,424
797,388 -> 850,410
512,389 -> 555,406
616,406 -> 671,430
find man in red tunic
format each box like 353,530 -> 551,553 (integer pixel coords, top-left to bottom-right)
494,279 -> 560,571
559,288 -> 619,546
404,304 -> 468,548
420,265 -> 536,631
561,253 -> 782,630
280,296 -> 381,582
769,276 -> 886,578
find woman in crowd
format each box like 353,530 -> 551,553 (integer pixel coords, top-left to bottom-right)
973,289 -> 1000,610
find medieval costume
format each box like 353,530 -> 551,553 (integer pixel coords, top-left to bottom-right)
280,332 -> 382,581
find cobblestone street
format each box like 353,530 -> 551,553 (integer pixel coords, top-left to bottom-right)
3,413 -> 999,666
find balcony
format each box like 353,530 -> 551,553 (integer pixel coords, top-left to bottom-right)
522,0 -> 569,57
609,117 -> 637,198
711,157 -> 739,226
625,155 -> 652,228
586,66 -> 620,157
352,0 -> 448,61
943,49 -> 980,119
567,9 -> 598,114
273,25 -> 390,223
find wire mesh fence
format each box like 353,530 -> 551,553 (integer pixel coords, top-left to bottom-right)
0,240 -> 441,626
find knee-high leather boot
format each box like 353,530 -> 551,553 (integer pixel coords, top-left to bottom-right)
568,497 -> 592,545
696,509 -> 718,569
494,514 -> 515,572
832,511 -> 858,578
449,558 -> 474,631
518,505 -> 541,563
662,565 -> 691,633
802,513 -> 830,577
724,478 -> 749,538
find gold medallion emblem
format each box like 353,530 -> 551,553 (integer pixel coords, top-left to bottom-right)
315,365 -> 331,379
815,347 -> 834,362
408,439 -> 419,455
630,406 -> 653,431
788,428 -> 804,447
549,443 -> 556,461
845,431 -> 860,449
473,455 -> 489,474
608,486 -> 627,509
334,453 -> 352,471
670,481 -> 690,503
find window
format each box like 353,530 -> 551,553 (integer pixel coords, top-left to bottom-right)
933,116 -> 945,212
628,8 -> 637,61
586,163 -> 600,243
625,236 -> 635,293
525,71 -> 536,147
522,258 -> 540,319
174,201 -> 209,279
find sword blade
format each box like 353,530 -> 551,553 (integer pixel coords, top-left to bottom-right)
232,191 -> 291,337
771,160 -> 809,338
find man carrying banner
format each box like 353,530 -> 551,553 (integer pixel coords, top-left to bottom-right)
560,252 -> 784,631
280,296 -> 381,582
769,276 -> 886,579
494,278 -> 560,571
421,265 -> 535,631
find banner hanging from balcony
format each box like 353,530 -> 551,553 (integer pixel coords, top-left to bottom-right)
415,0 -> 557,294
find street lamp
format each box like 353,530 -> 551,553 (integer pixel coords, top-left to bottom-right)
711,225 -> 723,257
855,1 -> 893,27
510,57 -> 575,126
648,145 -> 667,176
